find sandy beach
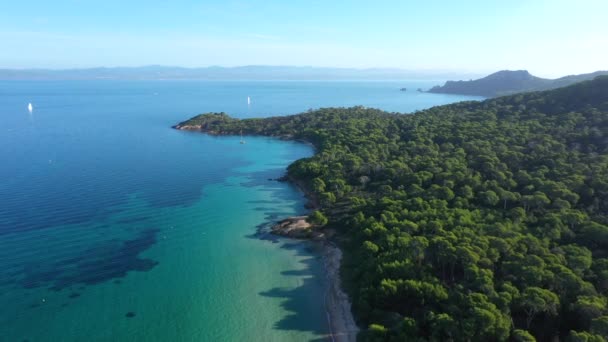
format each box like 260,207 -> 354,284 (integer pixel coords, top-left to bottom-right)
323,242 -> 359,342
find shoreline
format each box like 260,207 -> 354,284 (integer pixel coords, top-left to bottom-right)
322,241 -> 359,342
174,124 -> 359,341
271,219 -> 359,342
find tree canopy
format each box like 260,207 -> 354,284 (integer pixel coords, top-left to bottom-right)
178,76 -> 608,341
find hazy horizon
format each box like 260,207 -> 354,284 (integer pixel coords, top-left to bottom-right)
1,64 -> 606,81
2,1 -> 607,78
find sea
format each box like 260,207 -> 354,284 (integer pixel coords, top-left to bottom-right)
0,80 -> 481,341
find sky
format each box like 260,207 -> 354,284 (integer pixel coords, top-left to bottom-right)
1,0 -> 606,77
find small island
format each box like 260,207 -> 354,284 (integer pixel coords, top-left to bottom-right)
175,76 -> 608,341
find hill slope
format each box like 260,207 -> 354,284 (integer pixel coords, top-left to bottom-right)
177,76 -> 608,341
428,70 -> 608,97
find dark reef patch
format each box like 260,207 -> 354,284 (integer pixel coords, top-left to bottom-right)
125,311 -> 136,318
115,216 -> 150,224
17,229 -> 159,291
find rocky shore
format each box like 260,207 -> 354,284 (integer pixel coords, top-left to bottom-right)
271,215 -> 329,239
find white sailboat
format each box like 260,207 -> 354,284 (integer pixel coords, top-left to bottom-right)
247,96 -> 251,106
28,103 -> 33,113
240,129 -> 245,144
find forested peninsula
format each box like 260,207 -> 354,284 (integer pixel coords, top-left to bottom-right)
428,70 -> 608,98
175,76 -> 608,341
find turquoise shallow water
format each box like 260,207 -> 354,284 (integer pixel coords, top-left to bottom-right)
0,80 -> 481,341
1,137 -> 324,341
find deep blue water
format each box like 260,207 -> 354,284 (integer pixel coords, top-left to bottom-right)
0,80 -> 481,341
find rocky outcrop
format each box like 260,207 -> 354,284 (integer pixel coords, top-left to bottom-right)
271,216 -> 326,240
172,124 -> 203,131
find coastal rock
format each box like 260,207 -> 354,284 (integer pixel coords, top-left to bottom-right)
271,216 -> 313,238
172,124 -> 202,131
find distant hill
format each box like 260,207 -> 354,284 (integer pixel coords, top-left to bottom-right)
0,65 -> 480,81
428,70 -> 608,97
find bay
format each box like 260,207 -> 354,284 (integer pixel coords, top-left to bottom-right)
0,80 -> 481,341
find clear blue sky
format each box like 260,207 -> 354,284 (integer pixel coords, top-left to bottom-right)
1,0 -> 606,77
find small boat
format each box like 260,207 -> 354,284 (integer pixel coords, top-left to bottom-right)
240,130 -> 246,144
247,96 -> 251,105
28,103 -> 33,112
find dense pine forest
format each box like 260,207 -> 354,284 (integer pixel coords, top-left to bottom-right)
177,76 -> 608,341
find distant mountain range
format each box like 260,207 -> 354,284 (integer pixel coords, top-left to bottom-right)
0,65 -> 481,81
428,70 -> 608,97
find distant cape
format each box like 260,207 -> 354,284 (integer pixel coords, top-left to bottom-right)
428,70 -> 608,97
0,65 -> 481,81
